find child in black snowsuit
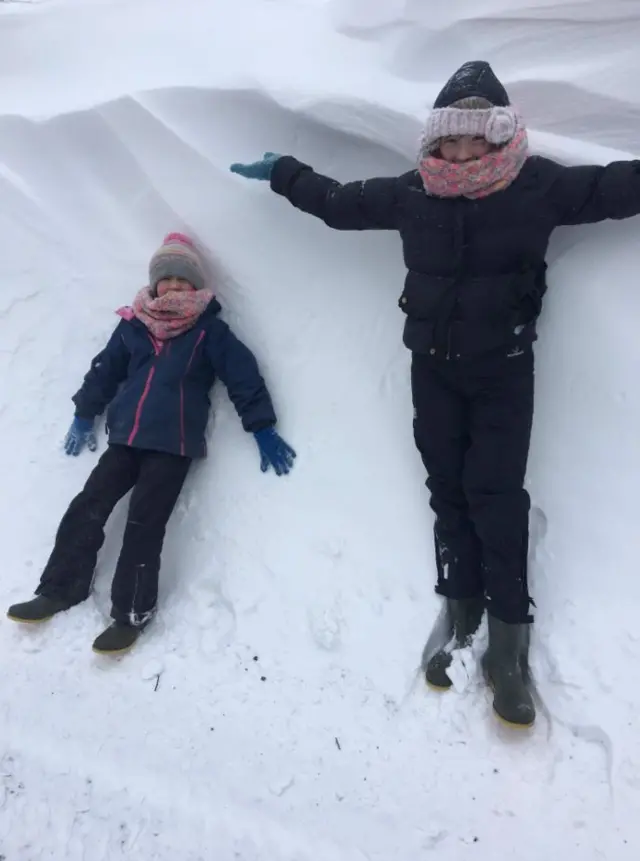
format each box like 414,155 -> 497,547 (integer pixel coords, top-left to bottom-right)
8,233 -> 296,654
230,61 -> 640,727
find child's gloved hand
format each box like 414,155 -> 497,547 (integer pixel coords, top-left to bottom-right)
253,427 -> 296,476
64,416 -> 97,456
230,152 -> 281,181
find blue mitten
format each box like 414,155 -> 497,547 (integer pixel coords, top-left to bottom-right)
230,152 -> 281,182
253,427 -> 296,476
64,416 -> 97,456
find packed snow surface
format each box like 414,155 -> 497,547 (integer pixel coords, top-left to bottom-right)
2,0 -> 640,858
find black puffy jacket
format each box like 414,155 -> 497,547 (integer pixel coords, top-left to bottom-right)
270,154 -> 640,359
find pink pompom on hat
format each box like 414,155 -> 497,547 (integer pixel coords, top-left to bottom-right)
148,232 -> 207,293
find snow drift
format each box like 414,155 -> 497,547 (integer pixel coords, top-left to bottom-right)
1,0 -> 640,858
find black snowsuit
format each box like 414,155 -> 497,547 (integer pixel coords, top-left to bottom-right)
268,151 -> 640,623
37,445 -> 192,626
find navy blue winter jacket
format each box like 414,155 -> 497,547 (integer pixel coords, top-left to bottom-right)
270,154 -> 640,359
72,299 -> 276,459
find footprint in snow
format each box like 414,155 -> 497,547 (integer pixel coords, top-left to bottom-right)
529,505 -> 548,560
307,603 -> 343,652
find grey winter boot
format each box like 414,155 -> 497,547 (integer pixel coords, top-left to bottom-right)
425,596 -> 485,690
482,614 -> 535,728
7,595 -> 73,623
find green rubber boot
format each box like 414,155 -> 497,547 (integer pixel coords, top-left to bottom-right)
92,622 -> 141,655
7,595 -> 72,624
482,614 -> 535,728
425,596 -> 485,690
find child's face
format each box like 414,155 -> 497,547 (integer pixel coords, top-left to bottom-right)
156,277 -> 195,297
438,135 -> 493,163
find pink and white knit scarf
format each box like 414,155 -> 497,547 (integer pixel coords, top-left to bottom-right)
418,116 -> 529,199
130,286 -> 215,340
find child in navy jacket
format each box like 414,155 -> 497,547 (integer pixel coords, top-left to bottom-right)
8,233 -> 295,653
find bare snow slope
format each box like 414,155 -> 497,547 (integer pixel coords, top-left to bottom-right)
1,1 -> 640,859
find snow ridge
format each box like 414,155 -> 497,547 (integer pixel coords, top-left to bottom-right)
2,1 -> 640,859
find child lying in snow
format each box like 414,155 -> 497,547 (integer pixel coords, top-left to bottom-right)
7,232 -> 295,653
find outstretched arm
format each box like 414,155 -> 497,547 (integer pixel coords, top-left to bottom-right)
72,320 -> 131,419
270,156 -> 400,231
205,320 -> 277,432
539,155 -> 640,226
231,152 -> 400,231
206,321 -> 295,475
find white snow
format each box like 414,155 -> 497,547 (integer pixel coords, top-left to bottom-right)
2,0 -> 640,858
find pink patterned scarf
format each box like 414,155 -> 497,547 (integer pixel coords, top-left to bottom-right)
130,286 -> 216,340
418,116 -> 529,199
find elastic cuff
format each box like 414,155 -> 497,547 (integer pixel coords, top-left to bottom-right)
487,606 -> 534,624
270,156 -> 310,196
434,583 -> 484,601
249,421 -> 276,434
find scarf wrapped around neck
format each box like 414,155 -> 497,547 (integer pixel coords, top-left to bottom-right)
418,115 -> 529,200
130,285 -> 216,340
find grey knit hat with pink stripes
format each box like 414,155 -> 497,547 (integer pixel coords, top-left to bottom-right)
420,61 -> 518,153
149,232 -> 206,293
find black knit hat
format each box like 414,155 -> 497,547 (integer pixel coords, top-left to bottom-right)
433,61 -> 510,109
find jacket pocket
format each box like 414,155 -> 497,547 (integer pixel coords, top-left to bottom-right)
508,264 -> 548,325
399,273 -> 453,320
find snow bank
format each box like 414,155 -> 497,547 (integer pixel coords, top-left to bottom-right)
1,0 -> 640,859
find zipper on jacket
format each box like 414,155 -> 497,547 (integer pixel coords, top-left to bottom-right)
446,204 -> 466,360
127,334 -> 163,446
128,366 -> 156,446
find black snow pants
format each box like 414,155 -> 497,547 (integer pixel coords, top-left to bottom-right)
411,346 -> 534,624
36,445 -> 191,626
